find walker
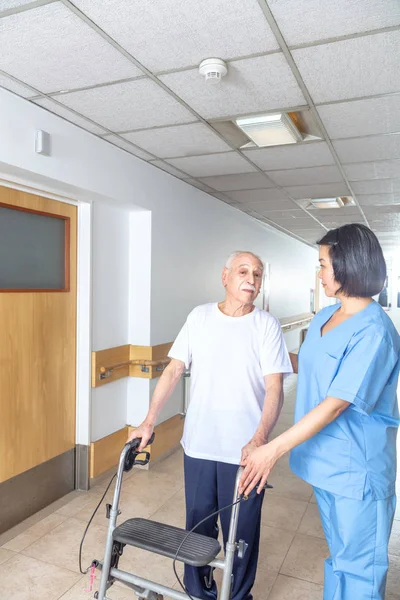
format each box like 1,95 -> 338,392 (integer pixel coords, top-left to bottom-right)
91,435 -> 269,600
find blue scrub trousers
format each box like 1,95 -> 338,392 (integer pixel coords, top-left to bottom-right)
314,486 -> 396,600
183,454 -> 264,600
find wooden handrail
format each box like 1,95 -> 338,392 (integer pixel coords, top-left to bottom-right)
279,312 -> 313,332
99,357 -> 170,377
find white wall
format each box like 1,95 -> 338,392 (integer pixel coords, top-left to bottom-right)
90,201 -> 131,440
0,88 -> 317,441
149,197 -> 317,345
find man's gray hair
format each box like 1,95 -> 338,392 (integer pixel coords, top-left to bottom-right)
225,251 -> 265,271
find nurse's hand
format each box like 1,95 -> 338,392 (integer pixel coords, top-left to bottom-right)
239,442 -> 279,497
240,440 -> 259,464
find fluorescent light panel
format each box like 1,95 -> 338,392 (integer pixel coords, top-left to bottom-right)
236,113 -> 303,147
310,197 -> 344,209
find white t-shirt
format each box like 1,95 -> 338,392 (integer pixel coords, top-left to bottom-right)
168,303 -> 293,465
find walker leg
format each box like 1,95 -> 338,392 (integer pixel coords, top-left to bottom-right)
218,467 -> 243,600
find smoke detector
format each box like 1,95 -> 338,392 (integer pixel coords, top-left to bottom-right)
199,58 -> 227,84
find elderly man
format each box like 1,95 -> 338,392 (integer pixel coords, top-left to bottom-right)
128,251 -> 292,600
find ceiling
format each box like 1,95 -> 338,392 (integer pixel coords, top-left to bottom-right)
1,0 -> 400,252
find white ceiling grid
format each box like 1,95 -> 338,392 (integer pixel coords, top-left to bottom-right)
0,0 -> 399,250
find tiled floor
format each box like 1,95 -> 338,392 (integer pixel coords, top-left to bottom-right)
1,377 -> 400,599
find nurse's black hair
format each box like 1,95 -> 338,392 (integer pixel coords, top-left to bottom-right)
317,223 -> 387,298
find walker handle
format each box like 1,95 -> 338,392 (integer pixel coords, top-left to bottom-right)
123,433 -> 155,472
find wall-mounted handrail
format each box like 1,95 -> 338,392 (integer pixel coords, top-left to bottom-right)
99,357 -> 170,380
279,312 -> 313,332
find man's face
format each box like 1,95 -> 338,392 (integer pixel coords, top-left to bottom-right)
222,253 -> 263,305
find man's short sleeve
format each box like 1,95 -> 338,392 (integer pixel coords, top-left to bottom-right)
168,317 -> 192,369
327,331 -> 398,415
261,316 -> 293,377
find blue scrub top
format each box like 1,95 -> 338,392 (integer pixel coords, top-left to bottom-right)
290,301 -> 400,500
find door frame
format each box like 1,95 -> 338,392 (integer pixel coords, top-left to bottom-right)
0,177 -> 92,489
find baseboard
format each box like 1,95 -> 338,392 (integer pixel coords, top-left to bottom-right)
89,427 -> 129,479
0,449 -> 75,535
90,415 -> 185,480
128,414 -> 184,463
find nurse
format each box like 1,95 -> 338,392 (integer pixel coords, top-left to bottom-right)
239,223 -> 400,600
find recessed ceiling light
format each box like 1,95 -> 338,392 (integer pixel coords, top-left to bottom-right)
308,196 -> 355,209
235,113 -> 303,147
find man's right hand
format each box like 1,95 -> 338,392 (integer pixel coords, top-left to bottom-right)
126,421 -> 155,451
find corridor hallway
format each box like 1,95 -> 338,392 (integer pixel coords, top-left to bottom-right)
0,376 -> 399,600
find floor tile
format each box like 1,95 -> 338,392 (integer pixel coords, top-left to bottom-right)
214,564 -> 276,599
117,546 -> 184,589
280,533 -> 328,585
387,555 -> 400,597
0,547 -> 15,565
0,554 -> 80,600
297,503 -> 325,539
2,513 -> 67,552
55,492 -> 98,518
58,573 -> 147,600
149,488 -> 186,529
262,493 -> 308,533
267,468 -> 313,503
257,526 -> 295,573
389,519 -> 400,557
252,568 -> 277,599
21,517 -> 108,574
267,574 -> 323,600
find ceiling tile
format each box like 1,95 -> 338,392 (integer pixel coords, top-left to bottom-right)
166,152 -> 256,177
0,3 -> 141,94
351,178 -> 400,194
243,142 -> 335,170
122,123 -> 231,159
333,134 -> 400,164
0,0 -> 38,9
269,216 -> 318,228
160,54 -> 306,120
182,178 -> 215,194
33,97 -> 108,134
344,160 -> 400,181
364,205 -> 400,215
102,135 -> 154,160
259,209 -> 305,219
239,199 -> 296,212
284,228 -> 325,236
72,0 -> 279,72
293,30 -> 400,104
317,95 -> 400,140
306,206 -> 362,217
268,0 -> 400,47
57,79 -> 195,132
358,194 -> 399,206
268,165 -> 344,187
284,182 -> 351,199
0,74 -> 35,97
197,172 -> 275,191
225,188 -> 288,203
314,212 -> 364,223
148,160 -> 190,178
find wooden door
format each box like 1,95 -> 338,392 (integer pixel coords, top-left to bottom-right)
0,186 -> 77,484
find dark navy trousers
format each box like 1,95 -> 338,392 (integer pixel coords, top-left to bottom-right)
183,453 -> 264,600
